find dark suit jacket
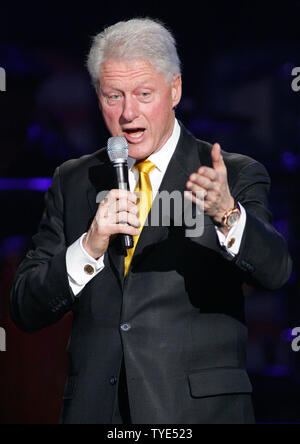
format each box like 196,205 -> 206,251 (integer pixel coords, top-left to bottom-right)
10,123 -> 292,424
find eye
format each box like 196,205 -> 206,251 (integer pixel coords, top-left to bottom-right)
139,91 -> 152,101
106,93 -> 122,105
109,94 -> 120,100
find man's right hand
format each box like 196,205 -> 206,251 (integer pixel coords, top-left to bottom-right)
83,189 -> 140,259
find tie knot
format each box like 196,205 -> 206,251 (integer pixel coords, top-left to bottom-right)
134,159 -> 156,175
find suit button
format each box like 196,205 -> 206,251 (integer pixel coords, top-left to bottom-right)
110,377 -> 118,385
241,260 -> 255,273
120,323 -> 131,332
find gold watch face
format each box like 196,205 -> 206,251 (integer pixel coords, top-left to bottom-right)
227,211 -> 240,227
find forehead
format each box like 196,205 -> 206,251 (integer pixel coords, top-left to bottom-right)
99,58 -> 167,88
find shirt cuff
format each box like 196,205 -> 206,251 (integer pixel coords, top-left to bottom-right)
66,233 -> 105,296
215,203 -> 247,257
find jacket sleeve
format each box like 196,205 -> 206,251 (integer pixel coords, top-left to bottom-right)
10,167 -> 76,333
224,160 -> 293,290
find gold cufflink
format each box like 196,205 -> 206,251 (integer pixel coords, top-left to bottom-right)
227,238 -> 236,249
84,264 -> 95,275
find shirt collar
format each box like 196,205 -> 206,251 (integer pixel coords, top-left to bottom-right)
128,119 -> 181,174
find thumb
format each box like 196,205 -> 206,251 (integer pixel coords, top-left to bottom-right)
211,143 -> 225,171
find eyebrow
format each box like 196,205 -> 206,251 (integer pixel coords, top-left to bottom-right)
99,79 -> 156,92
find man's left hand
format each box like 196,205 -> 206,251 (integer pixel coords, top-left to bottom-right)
186,143 -> 235,231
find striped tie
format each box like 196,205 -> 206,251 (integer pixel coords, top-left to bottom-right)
124,160 -> 156,276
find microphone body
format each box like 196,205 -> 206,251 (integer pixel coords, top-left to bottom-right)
113,161 -> 134,249
107,137 -> 134,250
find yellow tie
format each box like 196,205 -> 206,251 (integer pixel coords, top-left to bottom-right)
124,160 -> 156,276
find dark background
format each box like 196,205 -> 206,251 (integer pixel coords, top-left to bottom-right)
0,0 -> 300,424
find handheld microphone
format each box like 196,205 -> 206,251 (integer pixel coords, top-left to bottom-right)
107,136 -> 134,249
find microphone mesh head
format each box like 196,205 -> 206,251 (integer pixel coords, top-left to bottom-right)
107,136 -> 129,163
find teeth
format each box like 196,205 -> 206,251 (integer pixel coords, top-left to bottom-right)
130,131 -> 144,138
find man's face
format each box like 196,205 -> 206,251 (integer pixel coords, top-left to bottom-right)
98,59 -> 182,160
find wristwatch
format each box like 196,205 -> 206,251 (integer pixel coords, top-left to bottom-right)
221,201 -> 241,230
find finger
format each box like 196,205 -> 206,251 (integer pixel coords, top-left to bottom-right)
116,211 -> 141,228
99,196 -> 109,209
103,192 -> 138,216
211,143 -> 225,172
188,174 -> 215,191
184,191 -> 206,209
112,199 -> 139,216
186,180 -> 208,196
110,224 -> 141,237
109,189 -> 138,203
185,192 -> 214,214
196,166 -> 218,181
94,213 -> 141,236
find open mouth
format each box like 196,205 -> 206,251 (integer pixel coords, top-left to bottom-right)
123,128 -> 146,141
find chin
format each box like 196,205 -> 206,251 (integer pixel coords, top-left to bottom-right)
128,145 -> 153,160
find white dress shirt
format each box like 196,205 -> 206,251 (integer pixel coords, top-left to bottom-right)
66,119 -> 247,296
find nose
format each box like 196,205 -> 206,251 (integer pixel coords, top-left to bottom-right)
121,95 -> 139,122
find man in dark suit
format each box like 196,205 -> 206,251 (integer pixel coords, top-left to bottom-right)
10,18 -> 292,424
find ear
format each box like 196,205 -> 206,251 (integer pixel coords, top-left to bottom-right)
171,75 -> 182,108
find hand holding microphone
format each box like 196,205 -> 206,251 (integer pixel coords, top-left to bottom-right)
83,137 -> 140,260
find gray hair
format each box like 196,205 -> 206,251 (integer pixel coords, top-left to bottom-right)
86,18 -> 181,91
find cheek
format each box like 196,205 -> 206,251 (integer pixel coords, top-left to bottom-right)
102,106 -> 121,126
149,105 -> 173,136
155,91 -> 173,116
144,100 -> 168,124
